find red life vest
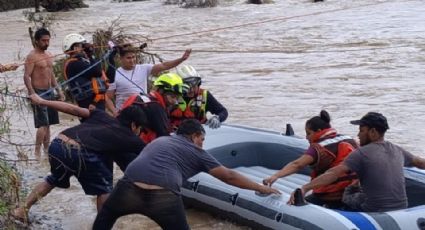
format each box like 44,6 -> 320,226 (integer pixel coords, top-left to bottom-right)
309,128 -> 358,198
169,101 -> 196,128
63,57 -> 108,103
149,91 -> 166,109
121,94 -> 157,144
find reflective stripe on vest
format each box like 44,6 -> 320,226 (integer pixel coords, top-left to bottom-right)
170,89 -> 208,127
188,89 -> 208,122
318,135 -> 353,147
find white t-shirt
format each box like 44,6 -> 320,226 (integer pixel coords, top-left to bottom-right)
108,64 -> 154,109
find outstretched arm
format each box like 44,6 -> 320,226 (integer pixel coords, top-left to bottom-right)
29,93 -> 90,118
209,166 -> 281,195
151,49 -> 191,76
412,156 -> 425,169
288,164 -> 350,205
263,154 -> 314,186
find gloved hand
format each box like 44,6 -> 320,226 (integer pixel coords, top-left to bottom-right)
206,115 -> 221,129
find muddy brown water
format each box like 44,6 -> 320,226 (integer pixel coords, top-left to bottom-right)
0,0 -> 424,229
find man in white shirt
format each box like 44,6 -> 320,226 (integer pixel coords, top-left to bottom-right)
107,45 -> 191,114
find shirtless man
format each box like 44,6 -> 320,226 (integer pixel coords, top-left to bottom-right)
23,28 -> 65,159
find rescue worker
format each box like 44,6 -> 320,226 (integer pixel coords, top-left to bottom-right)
62,33 -> 115,113
149,72 -> 184,113
263,110 -> 358,208
171,65 -> 228,129
120,73 -> 185,143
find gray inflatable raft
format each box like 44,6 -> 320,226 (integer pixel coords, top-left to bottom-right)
181,124 -> 425,230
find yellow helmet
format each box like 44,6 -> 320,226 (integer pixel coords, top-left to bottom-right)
153,73 -> 184,95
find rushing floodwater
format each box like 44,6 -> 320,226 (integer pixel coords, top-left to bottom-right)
1,0 -> 424,229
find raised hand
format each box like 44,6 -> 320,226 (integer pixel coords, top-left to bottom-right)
181,49 -> 192,61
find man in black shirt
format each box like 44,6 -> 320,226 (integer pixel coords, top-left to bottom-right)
12,93 -> 146,222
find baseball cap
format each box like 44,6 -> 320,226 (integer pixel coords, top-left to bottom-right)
350,112 -> 389,132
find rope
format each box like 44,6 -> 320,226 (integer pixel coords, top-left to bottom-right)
150,1 -> 403,41
145,44 -> 416,54
0,0 -> 408,67
38,49 -> 113,97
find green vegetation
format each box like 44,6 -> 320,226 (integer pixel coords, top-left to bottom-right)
0,158 -> 21,227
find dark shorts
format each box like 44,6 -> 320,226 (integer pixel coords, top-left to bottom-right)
45,138 -> 113,196
32,88 -> 59,128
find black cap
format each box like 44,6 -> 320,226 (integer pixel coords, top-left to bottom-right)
350,112 -> 389,132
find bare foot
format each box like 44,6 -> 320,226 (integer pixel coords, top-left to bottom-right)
10,207 -> 28,223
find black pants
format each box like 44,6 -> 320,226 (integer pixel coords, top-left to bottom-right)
305,193 -> 344,209
92,179 -> 190,230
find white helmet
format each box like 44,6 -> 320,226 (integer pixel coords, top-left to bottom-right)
62,33 -> 86,52
176,65 -> 201,79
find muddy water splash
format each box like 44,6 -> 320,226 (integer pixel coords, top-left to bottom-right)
1,0 -> 424,229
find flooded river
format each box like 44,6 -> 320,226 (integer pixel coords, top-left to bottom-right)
1,0 -> 424,229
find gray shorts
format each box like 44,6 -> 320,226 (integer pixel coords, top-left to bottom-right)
32,88 -> 59,128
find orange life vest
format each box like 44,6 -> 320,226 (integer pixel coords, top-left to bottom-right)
309,128 -> 358,197
169,89 -> 208,127
63,57 -> 108,103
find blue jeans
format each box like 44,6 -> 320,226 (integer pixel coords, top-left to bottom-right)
92,179 -> 190,230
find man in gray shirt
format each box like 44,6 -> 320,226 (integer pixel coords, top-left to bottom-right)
288,112 -> 425,212
93,119 -> 280,230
